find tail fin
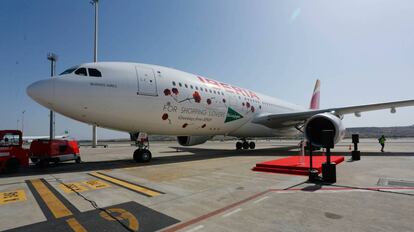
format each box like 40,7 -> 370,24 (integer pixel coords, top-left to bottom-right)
309,79 -> 320,110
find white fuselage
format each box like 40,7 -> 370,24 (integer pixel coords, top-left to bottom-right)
27,62 -> 306,138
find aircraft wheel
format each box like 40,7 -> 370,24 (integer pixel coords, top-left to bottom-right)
133,149 -> 152,163
242,141 -> 249,149
249,142 -> 256,149
236,142 -> 242,150
133,149 -> 141,162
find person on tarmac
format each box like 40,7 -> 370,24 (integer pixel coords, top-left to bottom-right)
378,135 -> 386,152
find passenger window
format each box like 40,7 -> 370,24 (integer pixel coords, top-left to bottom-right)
195,86 -> 198,90
75,68 -> 87,76
172,81 -> 176,86
88,68 -> 102,77
190,85 -> 193,89
179,83 -> 182,87
185,84 -> 188,88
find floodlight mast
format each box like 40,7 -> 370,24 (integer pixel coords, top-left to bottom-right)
21,110 -> 26,134
91,0 -> 99,148
47,53 -> 57,140
93,0 -> 98,63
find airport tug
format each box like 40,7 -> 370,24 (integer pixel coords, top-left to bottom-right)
0,130 -> 81,173
0,130 -> 29,173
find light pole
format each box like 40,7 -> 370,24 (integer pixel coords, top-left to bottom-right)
21,110 -> 25,134
91,0 -> 99,148
47,53 -> 58,140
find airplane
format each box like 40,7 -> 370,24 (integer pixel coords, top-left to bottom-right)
26,62 -> 414,162
22,130 -> 70,143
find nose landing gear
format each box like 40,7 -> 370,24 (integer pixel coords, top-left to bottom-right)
133,149 -> 152,163
131,132 -> 152,163
236,139 -> 256,150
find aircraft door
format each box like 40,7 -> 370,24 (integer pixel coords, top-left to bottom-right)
135,66 -> 158,96
228,94 -> 239,107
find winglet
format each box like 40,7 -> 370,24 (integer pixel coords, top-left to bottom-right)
309,79 -> 320,110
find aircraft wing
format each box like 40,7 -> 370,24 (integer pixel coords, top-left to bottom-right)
252,99 -> 414,129
23,134 -> 69,142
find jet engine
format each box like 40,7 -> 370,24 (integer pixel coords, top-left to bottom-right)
304,113 -> 345,147
177,136 -> 211,146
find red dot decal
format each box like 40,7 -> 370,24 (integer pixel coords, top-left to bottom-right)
164,89 -> 171,96
193,91 -> 201,103
162,113 -> 168,120
172,88 -> 179,95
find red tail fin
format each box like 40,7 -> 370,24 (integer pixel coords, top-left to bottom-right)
309,79 -> 320,109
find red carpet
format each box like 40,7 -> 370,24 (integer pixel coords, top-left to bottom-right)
252,155 -> 345,176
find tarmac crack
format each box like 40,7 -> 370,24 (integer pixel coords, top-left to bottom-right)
50,174 -> 136,232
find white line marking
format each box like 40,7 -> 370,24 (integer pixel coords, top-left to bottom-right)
222,208 -> 242,218
253,196 -> 270,204
184,225 -> 204,232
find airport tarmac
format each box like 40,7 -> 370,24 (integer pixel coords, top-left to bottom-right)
0,139 -> 413,232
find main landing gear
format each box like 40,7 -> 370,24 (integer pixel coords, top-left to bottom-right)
236,139 -> 256,150
132,132 -> 152,163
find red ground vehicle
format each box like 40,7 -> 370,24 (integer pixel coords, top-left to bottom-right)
29,139 -> 81,166
0,130 -> 29,173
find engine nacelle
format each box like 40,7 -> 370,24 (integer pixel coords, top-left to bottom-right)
177,136 -> 211,146
304,113 -> 345,147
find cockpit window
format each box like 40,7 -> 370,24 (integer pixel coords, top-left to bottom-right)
59,66 -> 78,75
74,68 -> 87,76
88,68 -> 102,77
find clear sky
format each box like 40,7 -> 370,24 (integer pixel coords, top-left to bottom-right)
1,0 -> 414,140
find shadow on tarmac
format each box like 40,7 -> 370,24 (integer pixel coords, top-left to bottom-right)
2,145 -> 414,178
2,146 -> 296,178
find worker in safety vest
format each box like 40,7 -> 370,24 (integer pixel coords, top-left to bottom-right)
378,135 -> 386,152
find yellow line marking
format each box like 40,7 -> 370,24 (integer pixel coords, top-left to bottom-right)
30,179 -> 72,218
83,180 -> 111,190
59,182 -> 89,193
66,218 -> 88,232
0,190 -> 26,205
90,172 -> 161,197
100,208 -> 139,231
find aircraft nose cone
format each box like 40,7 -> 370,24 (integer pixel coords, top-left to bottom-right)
27,79 -> 54,107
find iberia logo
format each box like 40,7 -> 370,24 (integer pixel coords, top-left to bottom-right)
225,107 -> 243,123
